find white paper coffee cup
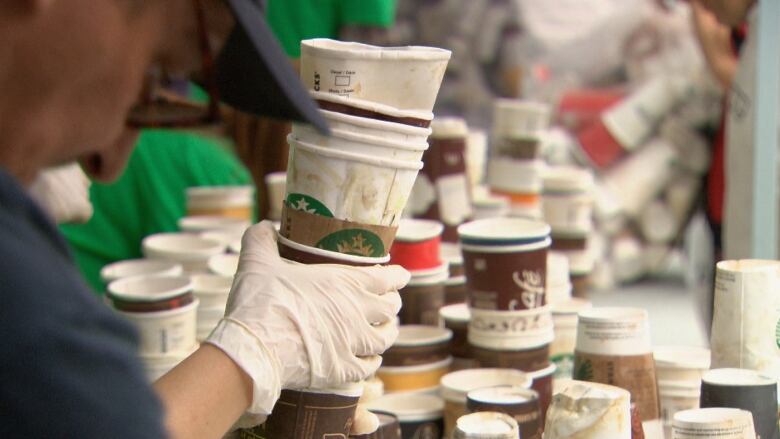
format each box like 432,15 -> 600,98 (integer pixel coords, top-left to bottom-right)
118,299 -> 199,356
264,172 -> 287,222
186,186 -> 254,220
291,125 -> 429,162
100,259 -> 183,283
207,254 -> 239,278
300,39 -> 451,112
575,307 -> 651,355
544,380 -> 632,439
319,108 -> 432,143
672,408 -> 756,439
492,99 -> 551,140
142,233 -> 226,274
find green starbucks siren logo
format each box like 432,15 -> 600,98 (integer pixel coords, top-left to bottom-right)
286,193 -> 334,217
316,229 -> 385,258
574,358 -> 594,381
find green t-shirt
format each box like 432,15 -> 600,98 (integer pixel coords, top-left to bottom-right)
61,130 -> 252,293
267,0 -> 396,57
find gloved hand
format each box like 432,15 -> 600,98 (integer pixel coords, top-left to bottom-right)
28,162 -> 93,224
206,221 -> 407,431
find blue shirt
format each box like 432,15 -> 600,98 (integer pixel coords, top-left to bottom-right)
0,168 -> 166,437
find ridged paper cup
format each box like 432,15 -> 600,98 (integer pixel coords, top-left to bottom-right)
544,380 -> 631,439
282,135 -> 423,257
311,90 -> 433,127
291,126 -> 429,162
672,408 -> 756,439
300,38 -> 451,112
319,108 -> 432,143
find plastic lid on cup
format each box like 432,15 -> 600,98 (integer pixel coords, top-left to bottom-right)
457,218 -> 551,246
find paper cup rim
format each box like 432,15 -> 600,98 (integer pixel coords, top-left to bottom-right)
177,216 -> 250,233
458,218 -> 551,245
191,274 -> 232,295
528,363 -> 557,379
378,356 -> 453,374
366,393 -> 445,422
100,259 -> 183,282
702,368 -> 777,387
311,91 -> 434,121
320,108 -> 432,136
288,134 -> 424,170
460,237 -> 551,254
395,219 -> 445,242
408,262 -> 450,284
107,275 -> 193,303
116,297 -> 199,318
455,412 -> 519,435
277,232 -> 391,265
302,38 -> 452,61
467,385 -> 539,405
296,125 -> 430,151
292,381 -> 365,397
142,233 -> 226,260
673,407 -> 754,427
469,328 -> 553,350
439,303 -> 470,322
207,253 -> 239,277
716,259 -> 780,273
577,307 -> 648,322
440,368 -> 532,403
394,325 -> 453,347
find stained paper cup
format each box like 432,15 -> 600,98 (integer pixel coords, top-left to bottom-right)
493,99 -> 551,140
191,274 -> 231,309
453,412 -> 519,439
672,408 -> 756,439
277,232 -> 390,266
311,90 -> 433,127
142,233 -> 226,274
320,108 -> 432,143
711,260 -> 780,378
440,368 -> 531,438
367,394 -> 445,439
382,325 -> 452,367
544,380 -> 631,439
700,368 -> 779,439
301,38 -> 451,112
377,357 -> 452,394
177,216 -> 250,233
467,387 -> 542,439
100,259 -> 183,283
283,135 -> 423,256
251,383 -> 363,439
117,298 -> 198,356
207,254 -> 239,278
460,239 -> 551,311
264,172 -> 287,222
186,186 -> 254,220
291,125 -> 429,162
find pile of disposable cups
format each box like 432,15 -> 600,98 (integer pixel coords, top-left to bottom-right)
541,166 -> 595,296
390,219 -> 449,326
487,99 -> 551,219
185,186 -> 255,221
544,380 -> 632,439
457,217 -> 556,423
439,368 -> 532,438
377,325 -> 453,395
241,38 -> 451,439
407,117 -> 474,243
573,307 -> 662,432
653,345 -> 710,437
106,275 -> 198,382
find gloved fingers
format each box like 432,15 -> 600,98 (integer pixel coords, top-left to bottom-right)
359,290 -> 402,325
353,319 -> 399,357
350,355 -> 383,382
343,264 -> 411,295
350,407 -> 380,436
237,221 -> 282,271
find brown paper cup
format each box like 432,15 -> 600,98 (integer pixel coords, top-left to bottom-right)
366,394 -> 445,439
471,343 -> 551,377
529,364 -> 556,426
278,232 -> 390,266
461,239 -> 550,311
382,325 -> 453,367
399,270 -> 448,326
573,351 -> 660,421
467,386 -> 543,439
247,384 -> 362,439
444,276 -> 468,305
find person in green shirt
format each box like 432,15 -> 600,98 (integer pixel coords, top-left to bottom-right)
60,129 -> 252,292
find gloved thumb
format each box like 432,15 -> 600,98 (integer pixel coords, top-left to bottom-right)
237,221 -> 282,272
350,406 -> 379,436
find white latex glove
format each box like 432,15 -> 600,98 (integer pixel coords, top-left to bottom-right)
206,221 -> 407,429
28,162 -> 93,224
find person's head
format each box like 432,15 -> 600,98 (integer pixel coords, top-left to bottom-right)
0,0 -> 324,185
696,0 -> 755,27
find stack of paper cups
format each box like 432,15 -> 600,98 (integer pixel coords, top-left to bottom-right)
653,346 -> 711,437
440,243 -> 467,305
407,117 -> 473,243
191,274 -> 231,341
487,158 -> 546,220
186,186 -> 255,221
573,307 -> 660,425
550,298 -> 592,379
376,326 -> 453,395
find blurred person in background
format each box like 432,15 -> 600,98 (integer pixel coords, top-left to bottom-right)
229,0 -> 397,220
0,0 -> 405,437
